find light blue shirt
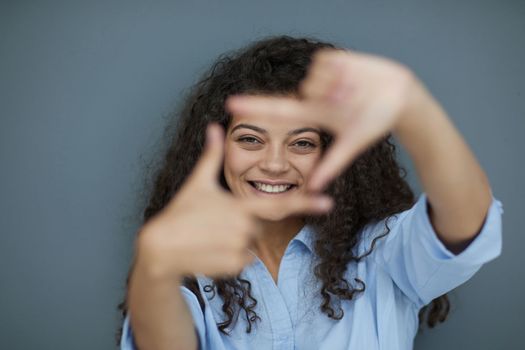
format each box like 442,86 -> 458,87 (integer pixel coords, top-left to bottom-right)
120,193 -> 503,350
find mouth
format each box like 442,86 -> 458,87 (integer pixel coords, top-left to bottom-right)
247,181 -> 297,194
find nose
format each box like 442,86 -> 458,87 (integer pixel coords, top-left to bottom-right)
259,145 -> 290,174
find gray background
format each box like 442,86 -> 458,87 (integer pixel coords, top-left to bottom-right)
1,0 -> 523,349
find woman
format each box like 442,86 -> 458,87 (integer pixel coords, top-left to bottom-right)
118,36 -> 503,350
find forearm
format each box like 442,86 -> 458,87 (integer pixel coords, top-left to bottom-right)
393,79 -> 492,251
128,236 -> 199,350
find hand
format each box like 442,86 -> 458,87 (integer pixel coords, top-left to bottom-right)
137,124 -> 333,279
226,49 -> 423,191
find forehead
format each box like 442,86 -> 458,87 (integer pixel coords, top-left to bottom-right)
228,113 -> 319,135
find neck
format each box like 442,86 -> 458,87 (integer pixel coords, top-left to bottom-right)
250,216 -> 305,262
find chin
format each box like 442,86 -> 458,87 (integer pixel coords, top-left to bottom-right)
258,210 -> 303,223
258,212 -> 287,222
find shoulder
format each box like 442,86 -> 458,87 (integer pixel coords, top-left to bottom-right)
356,210 -> 406,259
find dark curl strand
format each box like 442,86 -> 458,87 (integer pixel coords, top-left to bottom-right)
116,35 -> 449,344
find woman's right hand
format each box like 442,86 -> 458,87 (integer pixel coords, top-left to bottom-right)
135,123 -> 332,280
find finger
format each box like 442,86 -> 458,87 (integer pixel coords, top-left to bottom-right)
307,129 -> 368,192
300,65 -> 338,99
300,72 -> 337,101
192,123 -> 225,184
314,50 -> 359,101
313,48 -> 354,67
327,67 -> 355,103
314,70 -> 351,103
242,193 -> 334,219
303,60 -> 351,103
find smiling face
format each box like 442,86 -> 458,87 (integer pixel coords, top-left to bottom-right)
224,106 -> 323,221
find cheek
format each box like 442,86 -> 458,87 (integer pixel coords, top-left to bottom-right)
223,146 -> 256,180
294,152 -> 322,177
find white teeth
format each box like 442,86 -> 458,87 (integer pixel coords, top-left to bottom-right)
253,182 -> 292,193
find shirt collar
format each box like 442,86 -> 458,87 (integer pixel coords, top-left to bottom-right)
291,224 -> 316,253
197,225 -> 317,286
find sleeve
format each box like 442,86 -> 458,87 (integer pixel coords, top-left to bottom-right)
364,192 -> 503,308
119,286 -> 207,350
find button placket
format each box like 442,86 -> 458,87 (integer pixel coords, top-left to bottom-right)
277,245 -> 303,347
252,256 -> 295,350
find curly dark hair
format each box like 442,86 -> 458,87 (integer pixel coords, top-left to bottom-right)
116,35 -> 449,344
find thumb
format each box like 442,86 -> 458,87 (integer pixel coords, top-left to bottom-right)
243,194 -> 334,220
192,123 -> 225,184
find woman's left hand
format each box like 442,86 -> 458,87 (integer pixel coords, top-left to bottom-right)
226,49 -> 428,191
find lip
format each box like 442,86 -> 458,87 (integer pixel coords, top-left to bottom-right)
248,179 -> 297,185
246,181 -> 298,196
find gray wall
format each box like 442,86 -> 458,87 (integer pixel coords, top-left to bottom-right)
1,0 -> 523,349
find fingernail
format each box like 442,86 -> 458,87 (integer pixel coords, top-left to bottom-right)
318,197 -> 334,210
330,87 -> 346,102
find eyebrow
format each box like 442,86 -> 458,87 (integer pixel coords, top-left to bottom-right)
230,123 -> 321,136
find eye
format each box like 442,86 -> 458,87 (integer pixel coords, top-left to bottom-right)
237,136 -> 262,145
293,140 -> 316,149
